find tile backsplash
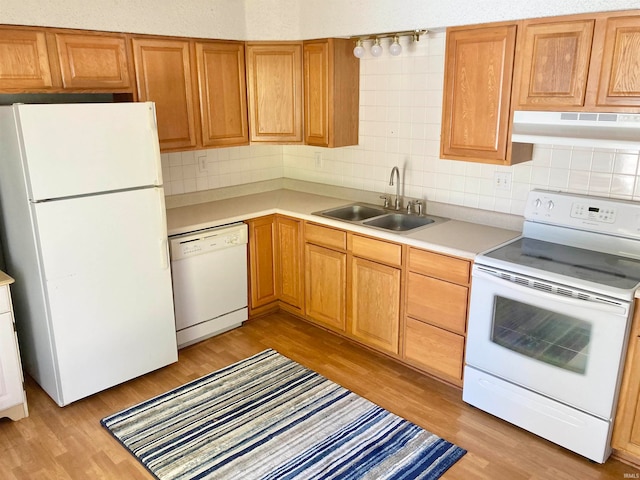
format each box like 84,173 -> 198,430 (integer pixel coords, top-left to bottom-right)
162,31 -> 640,217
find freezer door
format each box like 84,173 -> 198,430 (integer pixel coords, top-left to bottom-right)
33,187 -> 177,406
15,102 -> 162,201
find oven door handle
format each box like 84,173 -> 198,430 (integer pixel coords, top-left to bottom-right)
472,267 -> 629,316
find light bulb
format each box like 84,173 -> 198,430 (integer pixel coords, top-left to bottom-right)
353,39 -> 365,58
370,38 -> 383,57
389,36 -> 402,56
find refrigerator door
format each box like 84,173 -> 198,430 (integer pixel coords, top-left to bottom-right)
32,187 -> 177,406
14,102 -> 162,201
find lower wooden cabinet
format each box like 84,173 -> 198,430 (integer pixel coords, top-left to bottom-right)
248,218 -> 472,386
612,300 -> 640,465
304,242 -> 347,331
350,256 -> 400,354
247,215 -> 303,315
403,247 -> 471,386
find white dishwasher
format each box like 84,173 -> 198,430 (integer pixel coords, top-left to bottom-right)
169,223 -> 248,348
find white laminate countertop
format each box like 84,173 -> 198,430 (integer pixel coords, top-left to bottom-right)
166,189 -> 521,260
0,271 -> 14,287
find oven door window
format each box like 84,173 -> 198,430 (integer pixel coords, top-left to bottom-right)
491,296 -> 592,374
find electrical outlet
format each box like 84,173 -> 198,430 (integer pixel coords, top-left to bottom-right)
197,155 -> 208,174
494,172 -> 512,191
314,152 -> 323,169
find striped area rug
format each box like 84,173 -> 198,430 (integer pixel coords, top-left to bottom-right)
101,349 -> 466,479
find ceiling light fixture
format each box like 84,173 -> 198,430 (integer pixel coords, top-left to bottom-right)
351,29 -> 427,58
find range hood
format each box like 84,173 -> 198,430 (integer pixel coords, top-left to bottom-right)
512,110 -> 640,150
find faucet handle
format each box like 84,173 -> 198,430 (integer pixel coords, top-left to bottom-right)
379,195 -> 390,208
406,200 -> 413,214
414,200 -> 423,216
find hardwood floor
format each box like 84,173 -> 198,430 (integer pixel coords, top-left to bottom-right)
0,311 -> 638,479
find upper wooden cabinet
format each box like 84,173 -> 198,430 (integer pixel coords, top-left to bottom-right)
131,37 -> 198,151
595,14 -> 640,108
195,41 -> 249,147
0,27 -> 53,90
246,42 -> 303,143
440,23 -> 531,165
303,38 -> 359,147
0,26 -> 133,93
54,32 -> 132,90
515,19 -> 594,108
514,11 -> 640,110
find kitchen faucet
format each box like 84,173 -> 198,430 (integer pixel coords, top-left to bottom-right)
389,166 -> 401,210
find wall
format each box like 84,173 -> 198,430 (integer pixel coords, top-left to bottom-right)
3,0 -> 640,39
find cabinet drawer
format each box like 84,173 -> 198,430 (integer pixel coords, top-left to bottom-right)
404,317 -> 464,381
350,234 -> 401,266
305,223 -> 346,250
0,286 -> 9,314
408,247 -> 470,285
406,272 -> 468,334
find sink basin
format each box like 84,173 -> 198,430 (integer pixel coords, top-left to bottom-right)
364,213 -> 435,231
319,204 -> 387,222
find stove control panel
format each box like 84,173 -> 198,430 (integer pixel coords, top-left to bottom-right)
570,203 -> 617,223
525,189 -> 640,238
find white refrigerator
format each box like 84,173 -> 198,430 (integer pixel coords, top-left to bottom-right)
0,102 -> 178,407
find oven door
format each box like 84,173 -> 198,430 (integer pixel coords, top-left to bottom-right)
466,265 -> 632,420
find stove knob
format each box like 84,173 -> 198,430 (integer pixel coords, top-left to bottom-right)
546,200 -> 555,210
534,198 -> 542,208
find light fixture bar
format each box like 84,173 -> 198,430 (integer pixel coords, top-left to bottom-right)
350,29 -> 428,42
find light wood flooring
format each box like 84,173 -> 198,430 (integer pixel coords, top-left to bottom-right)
1,311 -> 639,479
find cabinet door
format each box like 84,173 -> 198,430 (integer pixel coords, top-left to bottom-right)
350,257 -> 401,354
304,41 -> 329,146
276,216 -> 303,310
247,217 -> 278,309
304,38 -> 359,148
246,43 -> 303,143
195,41 -> 249,147
596,15 -> 640,108
305,243 -> 346,331
0,312 -> 23,412
131,38 -> 197,150
0,28 -> 53,90
54,32 -> 132,90
441,25 -> 517,163
516,20 -> 594,107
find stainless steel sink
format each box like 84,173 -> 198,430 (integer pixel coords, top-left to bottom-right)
313,203 -> 448,234
363,213 -> 435,231
317,204 -> 387,222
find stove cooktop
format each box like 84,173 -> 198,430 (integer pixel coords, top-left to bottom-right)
481,237 -> 640,292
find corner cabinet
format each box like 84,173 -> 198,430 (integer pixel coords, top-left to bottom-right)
303,38 -> 360,147
514,11 -> 640,111
246,215 -> 304,317
0,274 -> 28,421
440,23 -> 531,165
246,42 -> 303,143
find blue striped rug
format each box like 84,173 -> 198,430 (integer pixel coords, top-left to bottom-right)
101,349 -> 466,479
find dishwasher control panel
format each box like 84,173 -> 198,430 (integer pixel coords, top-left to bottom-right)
169,223 -> 248,261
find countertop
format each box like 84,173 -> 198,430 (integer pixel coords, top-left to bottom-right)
166,189 -> 521,260
0,271 -> 14,287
